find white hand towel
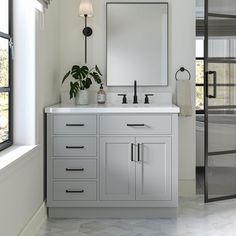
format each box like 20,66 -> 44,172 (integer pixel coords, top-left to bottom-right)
176,80 -> 192,117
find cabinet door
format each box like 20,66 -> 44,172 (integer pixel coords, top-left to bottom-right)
100,137 -> 135,200
136,137 -> 172,201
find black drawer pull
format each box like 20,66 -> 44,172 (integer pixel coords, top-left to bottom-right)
127,124 -> 145,127
65,168 -> 84,172
66,146 -> 85,149
66,190 -> 84,193
66,124 -> 85,127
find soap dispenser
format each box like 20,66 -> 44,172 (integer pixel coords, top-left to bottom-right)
97,83 -> 106,104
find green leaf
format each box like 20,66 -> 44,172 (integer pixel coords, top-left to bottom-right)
71,65 -> 89,80
90,72 -> 101,84
72,65 -> 80,71
62,70 -> 71,84
81,80 -> 86,90
84,78 -> 92,89
95,65 -> 102,76
80,66 -> 89,78
69,81 -> 79,99
71,65 -> 81,80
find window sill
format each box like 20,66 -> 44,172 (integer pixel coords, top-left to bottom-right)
0,145 -> 39,176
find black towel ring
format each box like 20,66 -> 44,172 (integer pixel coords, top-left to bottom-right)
175,67 -> 191,81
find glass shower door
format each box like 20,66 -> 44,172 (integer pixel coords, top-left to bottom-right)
204,0 -> 236,202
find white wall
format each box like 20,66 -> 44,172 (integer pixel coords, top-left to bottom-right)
171,1 -> 196,196
59,0 -> 196,196
0,147 -> 43,236
0,1 -> 60,235
36,2 -> 61,146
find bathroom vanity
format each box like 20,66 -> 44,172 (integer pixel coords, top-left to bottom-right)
45,104 -> 179,218
45,2 -> 180,217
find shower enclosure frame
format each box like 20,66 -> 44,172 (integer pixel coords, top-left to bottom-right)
204,0 -> 236,203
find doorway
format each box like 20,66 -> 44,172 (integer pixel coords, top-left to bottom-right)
195,0 -> 236,202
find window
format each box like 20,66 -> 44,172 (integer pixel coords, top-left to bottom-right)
0,0 -> 13,151
196,37 -> 205,113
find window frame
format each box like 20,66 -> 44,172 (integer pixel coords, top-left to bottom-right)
0,0 -> 13,151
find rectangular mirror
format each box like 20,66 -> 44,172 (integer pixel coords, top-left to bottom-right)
106,2 -> 168,86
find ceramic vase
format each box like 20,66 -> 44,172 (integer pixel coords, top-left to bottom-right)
76,89 -> 89,105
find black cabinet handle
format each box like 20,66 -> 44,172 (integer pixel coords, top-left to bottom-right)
131,143 -> 134,162
66,146 -> 85,149
137,143 -> 140,162
66,190 -> 84,193
66,124 -> 85,127
65,168 -> 84,172
127,124 -> 145,127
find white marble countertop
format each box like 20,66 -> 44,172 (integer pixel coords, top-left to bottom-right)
45,103 -> 180,114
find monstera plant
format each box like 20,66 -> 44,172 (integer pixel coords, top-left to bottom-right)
62,65 -> 102,99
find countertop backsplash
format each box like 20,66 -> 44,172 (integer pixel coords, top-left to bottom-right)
60,90 -> 172,106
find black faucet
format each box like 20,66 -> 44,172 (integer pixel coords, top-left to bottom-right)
133,80 -> 138,104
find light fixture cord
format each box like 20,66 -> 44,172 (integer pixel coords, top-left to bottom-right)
84,14 -> 88,64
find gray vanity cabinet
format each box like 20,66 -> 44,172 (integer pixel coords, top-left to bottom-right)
99,136 -> 172,201
46,114 -> 98,206
45,108 -> 179,218
99,136 -> 136,201
135,137 -> 172,201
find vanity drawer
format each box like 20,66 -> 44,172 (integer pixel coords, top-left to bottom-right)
100,115 -> 172,135
53,137 -> 97,157
53,115 -> 96,135
53,181 -> 97,201
53,159 -> 96,179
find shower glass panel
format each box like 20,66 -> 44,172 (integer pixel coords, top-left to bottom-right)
205,0 -> 236,202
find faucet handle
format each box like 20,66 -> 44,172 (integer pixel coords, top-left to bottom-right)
118,94 -> 127,104
144,94 -> 154,104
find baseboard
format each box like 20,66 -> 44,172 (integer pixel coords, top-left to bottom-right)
179,179 -> 196,197
49,207 -> 177,218
19,202 -> 47,236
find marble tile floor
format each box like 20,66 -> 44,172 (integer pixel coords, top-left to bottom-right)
37,196 -> 236,236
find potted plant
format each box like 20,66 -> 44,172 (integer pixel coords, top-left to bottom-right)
62,65 -> 102,105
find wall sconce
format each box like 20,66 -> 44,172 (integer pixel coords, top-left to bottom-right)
79,0 -> 93,64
